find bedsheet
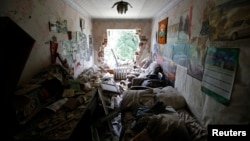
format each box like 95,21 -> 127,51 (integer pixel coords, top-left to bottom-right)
119,88 -> 207,141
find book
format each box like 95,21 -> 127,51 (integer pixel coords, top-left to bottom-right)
101,83 -> 120,94
45,98 -> 68,112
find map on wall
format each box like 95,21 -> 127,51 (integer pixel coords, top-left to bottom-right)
201,46 -> 239,105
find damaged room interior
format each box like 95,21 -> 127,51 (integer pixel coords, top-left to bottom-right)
1,0 -> 250,140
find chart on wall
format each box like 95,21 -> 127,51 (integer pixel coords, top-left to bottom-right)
201,46 -> 239,105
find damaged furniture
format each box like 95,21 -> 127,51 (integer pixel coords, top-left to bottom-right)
91,73 -> 123,141
119,86 -> 208,141
125,61 -> 170,89
12,64 -> 99,141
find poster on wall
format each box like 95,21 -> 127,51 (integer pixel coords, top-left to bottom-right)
209,0 -> 250,42
178,7 -> 192,41
80,18 -> 85,31
172,43 -> 188,67
158,18 -> 168,44
50,40 -> 58,64
201,46 -> 239,105
162,43 -> 173,59
167,23 -> 179,42
187,36 -> 208,81
152,43 -> 158,61
162,57 -> 177,87
162,42 -> 188,68
49,19 -> 68,34
89,35 -> 92,45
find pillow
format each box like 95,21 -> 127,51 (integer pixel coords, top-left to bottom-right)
126,74 -> 137,81
145,61 -> 160,74
141,57 -> 152,69
141,79 -> 166,88
155,86 -> 186,109
137,72 -> 148,78
120,89 -> 155,111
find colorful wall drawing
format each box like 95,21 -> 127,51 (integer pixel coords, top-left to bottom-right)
178,7 -> 192,41
60,31 -> 92,76
162,43 -> 173,59
167,23 -> 179,42
152,43 -> 158,61
162,57 -> 177,87
187,36 -> 208,81
172,43 -> 188,67
183,2 -> 211,81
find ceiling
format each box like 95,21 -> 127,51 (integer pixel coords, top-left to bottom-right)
64,0 -> 182,19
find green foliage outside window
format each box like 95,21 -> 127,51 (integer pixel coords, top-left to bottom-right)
114,30 -> 139,61
104,29 -> 139,68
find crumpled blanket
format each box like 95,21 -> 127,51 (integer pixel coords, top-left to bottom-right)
177,109 -> 208,141
120,112 -> 191,141
119,89 -> 207,141
120,89 -> 155,111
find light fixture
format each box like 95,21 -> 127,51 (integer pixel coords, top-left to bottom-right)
112,0 -> 132,14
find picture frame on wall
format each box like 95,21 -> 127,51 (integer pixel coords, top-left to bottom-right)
158,18 -> 168,44
156,31 -> 158,41
80,18 -> 85,31
89,35 -> 92,45
49,20 -> 68,34
49,21 -> 57,32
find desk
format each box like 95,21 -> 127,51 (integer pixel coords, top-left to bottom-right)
13,88 -> 98,140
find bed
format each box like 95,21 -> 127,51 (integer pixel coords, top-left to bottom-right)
118,86 -> 208,141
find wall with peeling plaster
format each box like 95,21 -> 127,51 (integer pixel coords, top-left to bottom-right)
0,0 -> 93,86
91,19 -> 152,67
